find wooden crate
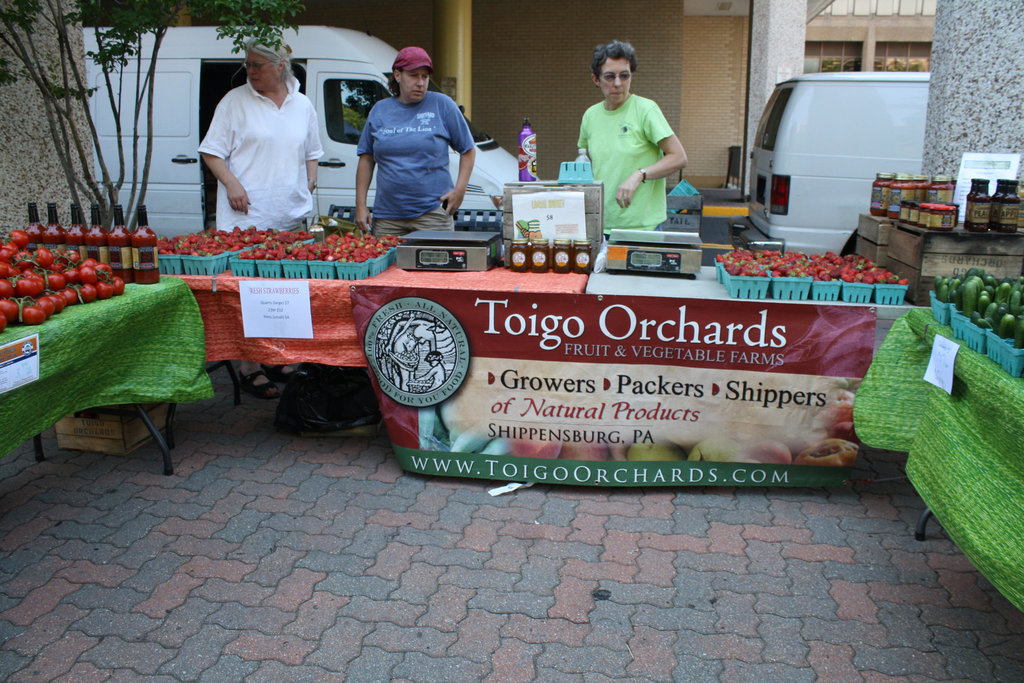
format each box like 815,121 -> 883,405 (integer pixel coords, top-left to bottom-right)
55,403 -> 169,455
883,221 -> 1024,305
856,213 -> 893,262
502,181 -> 604,263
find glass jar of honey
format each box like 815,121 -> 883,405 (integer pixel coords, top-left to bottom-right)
572,239 -> 592,274
529,240 -> 550,273
552,239 -> 573,273
509,239 -> 529,272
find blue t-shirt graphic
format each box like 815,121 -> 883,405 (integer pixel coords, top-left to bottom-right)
357,91 -> 474,220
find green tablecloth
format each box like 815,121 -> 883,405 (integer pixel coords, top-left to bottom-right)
855,308 -> 1024,611
0,277 -> 214,458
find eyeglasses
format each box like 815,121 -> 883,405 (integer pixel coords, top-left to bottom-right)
242,61 -> 273,71
601,71 -> 631,83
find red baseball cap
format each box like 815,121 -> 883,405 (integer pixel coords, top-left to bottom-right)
393,46 -> 433,73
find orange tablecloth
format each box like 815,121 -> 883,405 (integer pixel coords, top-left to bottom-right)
177,266 -> 588,367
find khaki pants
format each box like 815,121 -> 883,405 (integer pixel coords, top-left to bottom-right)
372,206 -> 454,237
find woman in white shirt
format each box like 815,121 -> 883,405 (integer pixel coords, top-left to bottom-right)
199,39 -> 323,397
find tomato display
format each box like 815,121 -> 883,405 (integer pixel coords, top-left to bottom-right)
1,238 -> 128,331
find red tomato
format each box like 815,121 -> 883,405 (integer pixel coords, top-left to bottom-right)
61,288 -> 78,307
0,263 -> 13,278
80,258 -> 98,268
0,245 -> 16,261
0,298 -> 17,322
0,314 -> 5,333
63,267 -> 80,285
8,230 -> 29,249
34,248 -> 54,269
15,276 -> 44,298
46,272 -> 67,291
78,283 -> 97,303
20,305 -> 46,325
78,265 -> 98,284
95,281 -> 114,300
42,293 -> 64,314
95,263 -> 112,276
0,280 -> 13,299
112,276 -> 125,296
35,296 -> 55,317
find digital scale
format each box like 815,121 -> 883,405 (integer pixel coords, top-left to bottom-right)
605,229 -> 703,277
396,230 -> 502,271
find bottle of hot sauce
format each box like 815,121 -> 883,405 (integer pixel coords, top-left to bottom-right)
85,203 -> 110,264
107,204 -> 134,282
65,204 -> 87,261
25,202 -> 44,250
131,204 -> 160,284
42,202 -> 66,253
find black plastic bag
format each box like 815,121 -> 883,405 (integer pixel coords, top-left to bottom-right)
274,363 -> 381,433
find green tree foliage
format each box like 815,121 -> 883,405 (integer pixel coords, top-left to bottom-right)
0,0 -> 302,226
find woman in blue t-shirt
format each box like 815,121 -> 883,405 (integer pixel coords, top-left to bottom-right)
355,46 -> 477,236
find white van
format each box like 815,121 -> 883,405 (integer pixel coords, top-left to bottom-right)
84,26 -> 517,236
741,72 -> 929,254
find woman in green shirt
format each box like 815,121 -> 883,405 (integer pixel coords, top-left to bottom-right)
578,40 -> 688,232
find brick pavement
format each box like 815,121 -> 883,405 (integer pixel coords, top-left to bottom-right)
1,373 -> 1023,682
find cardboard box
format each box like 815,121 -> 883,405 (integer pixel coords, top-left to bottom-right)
502,181 -> 604,263
55,403 -> 169,455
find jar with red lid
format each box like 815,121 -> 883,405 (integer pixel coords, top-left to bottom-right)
870,172 -> 895,216
920,203 -> 955,231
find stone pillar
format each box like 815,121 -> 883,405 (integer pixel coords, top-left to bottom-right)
745,0 -> 806,194
433,0 -> 472,118
922,0 -> 1024,181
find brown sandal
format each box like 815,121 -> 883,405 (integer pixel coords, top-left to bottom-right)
240,370 -> 280,399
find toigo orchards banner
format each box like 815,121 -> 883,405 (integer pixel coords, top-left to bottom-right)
351,286 -> 875,487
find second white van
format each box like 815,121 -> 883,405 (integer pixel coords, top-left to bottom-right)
85,26 -> 518,236
739,72 -> 929,254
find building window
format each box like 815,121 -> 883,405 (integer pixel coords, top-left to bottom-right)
874,42 -> 931,71
804,41 -> 863,73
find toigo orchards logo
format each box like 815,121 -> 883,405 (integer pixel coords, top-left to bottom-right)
364,297 -> 470,407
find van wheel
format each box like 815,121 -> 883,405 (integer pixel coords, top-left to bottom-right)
839,232 -> 857,257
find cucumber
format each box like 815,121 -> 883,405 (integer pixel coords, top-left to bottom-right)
999,313 -> 1016,339
1016,315 -> 1024,349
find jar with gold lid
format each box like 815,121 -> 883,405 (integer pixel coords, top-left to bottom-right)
572,239 -> 592,274
509,239 -> 529,272
552,239 -> 573,273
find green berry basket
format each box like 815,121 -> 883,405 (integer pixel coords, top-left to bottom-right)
840,281 -> 874,303
229,255 -> 257,277
281,260 -> 310,279
158,253 -> 183,275
335,260 -> 371,281
770,276 -> 812,300
308,261 -> 337,279
874,283 -> 909,305
722,271 -> 770,299
810,280 -> 841,301
984,331 -> 1024,377
255,259 -> 284,278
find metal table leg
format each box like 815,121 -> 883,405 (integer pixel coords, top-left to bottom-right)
33,434 -> 44,462
915,507 -> 933,541
132,403 -> 175,476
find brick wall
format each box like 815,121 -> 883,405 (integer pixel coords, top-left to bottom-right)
680,16 -> 749,187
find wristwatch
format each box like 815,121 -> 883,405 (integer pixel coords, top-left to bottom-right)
639,169 -> 647,183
